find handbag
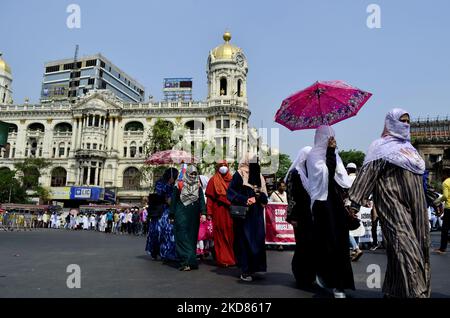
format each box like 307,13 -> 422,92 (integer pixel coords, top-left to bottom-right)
229,205 -> 249,219
347,207 -> 361,231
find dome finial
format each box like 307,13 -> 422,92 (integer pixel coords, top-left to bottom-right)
223,31 -> 231,42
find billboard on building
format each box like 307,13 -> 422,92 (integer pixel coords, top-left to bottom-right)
70,187 -> 104,201
50,187 -> 71,200
42,83 -> 69,99
104,188 -> 117,203
163,78 -> 193,101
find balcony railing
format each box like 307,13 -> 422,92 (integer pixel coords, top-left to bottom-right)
124,130 -> 144,137
26,130 -> 45,138
53,131 -> 73,138
7,132 -> 18,138
75,149 -> 107,158
0,103 -> 72,111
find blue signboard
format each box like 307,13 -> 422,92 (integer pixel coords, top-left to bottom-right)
70,187 -> 104,201
104,188 -> 116,203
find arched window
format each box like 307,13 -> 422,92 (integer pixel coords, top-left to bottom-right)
124,121 -> 144,131
54,122 -> 72,133
123,167 -> 141,190
184,120 -> 205,131
220,78 -> 227,96
0,167 -> 11,173
8,123 -> 18,133
237,79 -> 243,97
51,167 -> 67,187
27,123 -> 45,132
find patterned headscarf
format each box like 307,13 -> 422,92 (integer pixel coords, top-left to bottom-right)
364,108 -> 425,174
179,165 -> 200,206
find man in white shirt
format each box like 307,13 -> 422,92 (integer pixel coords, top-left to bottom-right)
270,181 -> 287,203
126,210 -> 133,234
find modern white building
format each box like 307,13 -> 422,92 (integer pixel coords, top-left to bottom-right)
0,32 -> 257,205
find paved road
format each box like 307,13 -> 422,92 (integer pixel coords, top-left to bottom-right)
0,229 -> 448,298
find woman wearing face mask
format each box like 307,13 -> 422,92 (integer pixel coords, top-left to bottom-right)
205,160 -> 235,267
227,156 -> 268,282
170,165 -> 206,271
349,108 -> 430,298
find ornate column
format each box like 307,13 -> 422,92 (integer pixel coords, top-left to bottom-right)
87,164 -> 91,186
114,117 -> 120,152
70,118 -> 78,155
107,117 -> 113,151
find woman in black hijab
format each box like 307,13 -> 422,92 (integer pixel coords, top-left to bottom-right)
227,157 -> 268,282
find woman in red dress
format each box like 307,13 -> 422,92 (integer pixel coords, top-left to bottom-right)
205,160 -> 236,267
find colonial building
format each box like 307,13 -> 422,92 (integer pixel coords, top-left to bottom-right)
0,32 -> 256,205
411,117 -> 450,183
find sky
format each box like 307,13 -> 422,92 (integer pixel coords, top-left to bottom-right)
1,0 -> 449,159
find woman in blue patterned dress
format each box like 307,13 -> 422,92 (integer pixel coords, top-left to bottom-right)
145,168 -> 178,261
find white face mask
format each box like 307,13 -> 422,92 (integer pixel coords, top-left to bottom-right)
219,166 -> 229,175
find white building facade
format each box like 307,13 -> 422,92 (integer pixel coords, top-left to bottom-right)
0,32 -> 257,205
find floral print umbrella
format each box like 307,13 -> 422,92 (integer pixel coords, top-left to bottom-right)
145,150 -> 198,165
275,80 -> 372,130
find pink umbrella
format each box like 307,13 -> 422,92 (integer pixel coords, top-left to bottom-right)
145,149 -> 198,165
275,80 -> 372,130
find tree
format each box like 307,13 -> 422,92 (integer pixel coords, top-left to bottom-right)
275,153 -> 292,181
35,186 -> 51,205
145,119 -> 176,154
140,119 -> 177,185
338,149 -> 366,168
0,168 -> 28,203
14,158 -> 51,190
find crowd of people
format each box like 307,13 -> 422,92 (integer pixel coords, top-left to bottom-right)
1,108 -> 448,299
0,207 -> 150,236
143,108 -> 449,299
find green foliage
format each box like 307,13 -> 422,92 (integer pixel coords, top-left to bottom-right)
141,120 -> 177,185
338,149 -> 366,168
144,119 -> 176,155
275,153 -> 292,181
0,168 -> 28,203
14,158 -> 51,190
35,186 -> 51,204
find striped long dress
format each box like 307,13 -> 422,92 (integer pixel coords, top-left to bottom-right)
349,159 -> 431,298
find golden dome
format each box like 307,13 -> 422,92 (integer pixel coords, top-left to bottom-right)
0,53 -> 12,74
212,31 -> 241,60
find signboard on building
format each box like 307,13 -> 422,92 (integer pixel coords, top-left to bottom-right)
70,187 -> 104,201
104,188 -> 116,203
163,78 -> 193,101
50,187 -> 71,200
